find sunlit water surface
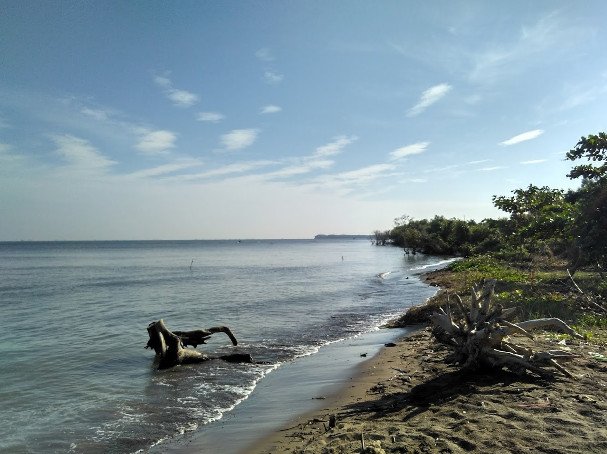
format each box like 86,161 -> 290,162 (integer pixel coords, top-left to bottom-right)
0,240 -> 451,453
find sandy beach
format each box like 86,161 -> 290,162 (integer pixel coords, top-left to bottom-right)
249,321 -> 607,453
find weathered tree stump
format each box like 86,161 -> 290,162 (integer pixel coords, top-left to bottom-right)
430,280 -> 583,378
146,319 -> 252,369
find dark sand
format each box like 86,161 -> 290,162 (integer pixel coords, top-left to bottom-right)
160,328 -> 415,454
249,327 -> 607,453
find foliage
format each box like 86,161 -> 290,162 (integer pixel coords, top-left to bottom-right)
389,216 -> 507,256
381,134 -> 607,345
373,229 -> 391,245
492,184 -> 575,254
562,135 -> 607,269
566,132 -> 607,180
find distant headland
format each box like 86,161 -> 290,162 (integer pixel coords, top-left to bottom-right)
314,234 -> 372,240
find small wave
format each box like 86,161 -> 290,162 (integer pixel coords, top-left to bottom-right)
409,257 -> 460,271
376,271 -> 391,279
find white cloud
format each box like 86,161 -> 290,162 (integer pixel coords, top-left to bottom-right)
467,159 -> 491,165
176,161 -> 277,181
81,107 -> 110,121
313,135 -> 357,157
500,129 -> 544,146
477,166 -> 505,172
167,89 -> 198,107
52,134 -> 115,170
407,84 -> 452,117
197,112 -> 225,122
520,159 -> 547,165
255,48 -> 274,62
321,163 -> 396,186
469,12 -> 585,84
127,160 -> 203,179
260,105 -> 282,114
264,71 -> 284,84
304,163 -> 398,196
136,130 -> 177,153
268,160 -> 334,179
153,75 -> 199,107
390,141 -> 429,160
202,161 -> 274,177
153,75 -> 171,88
220,129 -> 259,151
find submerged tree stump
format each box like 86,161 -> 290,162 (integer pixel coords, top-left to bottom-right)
430,280 -> 583,378
146,319 -> 252,369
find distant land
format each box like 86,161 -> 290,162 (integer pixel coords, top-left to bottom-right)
314,234 -> 372,240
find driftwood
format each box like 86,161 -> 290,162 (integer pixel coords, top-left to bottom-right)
146,319 -> 252,369
430,280 -> 583,378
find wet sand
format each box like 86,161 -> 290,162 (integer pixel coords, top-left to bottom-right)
160,328 -> 415,454
249,327 -> 607,453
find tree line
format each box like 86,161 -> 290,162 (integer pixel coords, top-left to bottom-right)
381,133 -> 607,272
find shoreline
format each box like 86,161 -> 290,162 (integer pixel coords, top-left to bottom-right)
153,259 -> 443,453
247,269 -> 607,454
246,327 -> 426,454
156,327 -> 416,454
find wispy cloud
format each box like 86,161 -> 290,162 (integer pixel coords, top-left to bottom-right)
266,160 -> 334,179
127,160 -> 203,179
520,159 -> 547,165
0,142 -> 25,166
197,112 -> 225,123
196,161 -> 275,178
390,141 -> 429,160
52,134 -> 115,170
260,105 -> 282,114
467,159 -> 491,165
313,135 -> 357,157
136,130 -> 177,154
322,164 -> 396,185
172,160 -> 277,182
557,83 -> 607,111
477,166 -> 505,172
154,75 -> 199,107
81,107 -> 110,121
220,129 -> 259,151
407,84 -> 452,117
305,163 -> 398,195
500,129 -> 544,146
469,12 -> 586,84
264,71 -> 284,84
255,48 -> 275,62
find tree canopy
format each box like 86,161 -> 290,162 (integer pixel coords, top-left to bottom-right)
385,132 -> 607,270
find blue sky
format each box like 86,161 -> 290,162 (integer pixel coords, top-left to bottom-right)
1,1 -> 606,240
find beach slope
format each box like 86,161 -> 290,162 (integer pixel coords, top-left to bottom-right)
250,327 -> 607,453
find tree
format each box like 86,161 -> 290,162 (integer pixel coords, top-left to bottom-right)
492,184 -> 574,254
373,229 -> 390,245
566,133 -> 607,269
566,133 -> 607,180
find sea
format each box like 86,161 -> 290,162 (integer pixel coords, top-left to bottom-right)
0,239 -> 453,453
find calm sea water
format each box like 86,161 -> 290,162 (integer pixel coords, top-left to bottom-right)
0,240 -> 450,453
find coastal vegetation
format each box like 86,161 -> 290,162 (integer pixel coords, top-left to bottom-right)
388,133 -> 607,273
386,133 -> 607,343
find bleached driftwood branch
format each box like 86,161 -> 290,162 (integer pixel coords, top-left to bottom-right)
430,280 -> 582,378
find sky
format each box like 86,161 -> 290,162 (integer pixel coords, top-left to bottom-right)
1,0 -> 606,240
